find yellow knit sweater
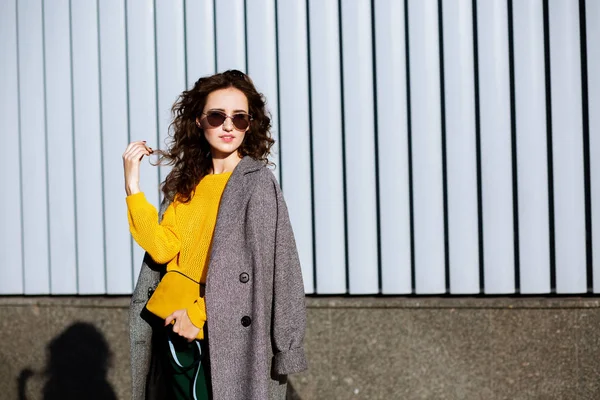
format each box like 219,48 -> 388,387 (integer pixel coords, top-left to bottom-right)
125,172 -> 232,329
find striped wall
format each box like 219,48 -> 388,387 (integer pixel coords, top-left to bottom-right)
0,0 -> 597,296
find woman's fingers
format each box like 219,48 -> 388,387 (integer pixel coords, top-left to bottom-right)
123,141 -> 145,156
165,309 -> 200,341
123,141 -> 153,160
129,147 -> 150,162
123,142 -> 150,160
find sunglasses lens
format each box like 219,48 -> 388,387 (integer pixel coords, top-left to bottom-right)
203,111 -> 251,131
232,114 -> 250,130
206,112 -> 226,127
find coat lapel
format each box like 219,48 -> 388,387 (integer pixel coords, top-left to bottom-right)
209,156 -> 265,261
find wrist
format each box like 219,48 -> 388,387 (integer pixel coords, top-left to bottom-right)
125,183 -> 141,196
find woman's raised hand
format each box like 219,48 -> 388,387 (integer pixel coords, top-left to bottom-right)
122,141 -> 153,196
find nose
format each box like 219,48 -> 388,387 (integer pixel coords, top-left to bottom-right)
222,116 -> 234,132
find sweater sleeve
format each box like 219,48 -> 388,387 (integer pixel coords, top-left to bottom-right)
126,192 -> 181,264
186,297 -> 207,340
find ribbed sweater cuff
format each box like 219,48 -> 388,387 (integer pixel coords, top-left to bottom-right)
186,299 -> 207,340
125,192 -> 147,209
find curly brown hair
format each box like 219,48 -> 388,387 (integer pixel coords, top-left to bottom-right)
154,70 -> 274,203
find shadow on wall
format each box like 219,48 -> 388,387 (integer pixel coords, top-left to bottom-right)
287,381 -> 301,400
17,322 -> 117,400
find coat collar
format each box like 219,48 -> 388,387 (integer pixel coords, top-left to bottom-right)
231,155 -> 266,176
159,156 -> 265,216
213,156 -> 265,234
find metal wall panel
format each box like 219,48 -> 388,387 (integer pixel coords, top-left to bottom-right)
476,0 -> 515,294
549,0 -> 587,293
99,0 -> 133,294
246,0 -> 281,181
341,0 -> 379,294
184,0 -> 216,85
71,0 -> 106,294
215,0 -> 246,72
408,0 -> 446,294
18,0 -> 50,294
44,0 -> 77,294
442,0 -> 480,294
1,0 -> 597,296
155,0 -> 186,184
587,0 -> 600,293
276,0 -> 314,293
126,0 -> 161,282
0,0 -> 24,294
308,0 -> 346,294
512,0 -> 551,294
374,0 -> 412,294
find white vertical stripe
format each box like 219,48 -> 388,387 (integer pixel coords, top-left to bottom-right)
71,0 -> 106,294
442,0 -> 480,294
308,0 -> 346,294
587,0 -> 600,293
408,0 -> 446,294
341,0 -> 379,294
185,0 -> 216,86
375,0 -> 411,294
276,0 -> 314,293
0,0 -> 24,294
215,0 -> 246,72
18,0 -> 50,294
246,0 -> 281,181
126,0 -> 161,282
44,0 -> 77,294
99,0 -> 133,294
476,0 -> 515,294
512,0 -> 551,294
155,0 -> 186,184
549,0 -> 587,293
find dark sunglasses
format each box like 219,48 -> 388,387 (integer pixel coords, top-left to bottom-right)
201,110 -> 252,131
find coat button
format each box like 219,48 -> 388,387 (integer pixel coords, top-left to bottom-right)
241,316 -> 252,327
239,272 -> 250,283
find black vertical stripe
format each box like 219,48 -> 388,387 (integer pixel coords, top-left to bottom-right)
507,0 -> 520,293
152,0 -> 160,183
183,0 -> 188,87
41,0 -> 52,293
542,0 -> 557,293
471,0 -> 484,294
579,0 -> 593,292
96,0 -> 108,293
437,0 -> 450,294
305,0 -> 317,294
124,0 -> 135,291
404,0 -> 416,294
337,0 -> 350,294
212,0 -> 218,73
370,0 -> 382,293
274,0 -> 283,187
15,0 -> 26,292
68,0 -> 80,293
243,0 -> 248,74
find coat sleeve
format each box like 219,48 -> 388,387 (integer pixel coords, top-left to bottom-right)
267,175 -> 308,376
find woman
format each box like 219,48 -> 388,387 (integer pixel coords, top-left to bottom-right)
123,70 -> 307,400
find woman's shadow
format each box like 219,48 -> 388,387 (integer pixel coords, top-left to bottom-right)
18,322 -> 117,400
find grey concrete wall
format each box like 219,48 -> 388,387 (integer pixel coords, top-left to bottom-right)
1,297 -> 599,399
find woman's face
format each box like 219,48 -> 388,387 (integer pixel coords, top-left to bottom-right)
197,87 -> 250,160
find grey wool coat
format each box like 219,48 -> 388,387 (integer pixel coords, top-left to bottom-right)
129,156 -> 308,400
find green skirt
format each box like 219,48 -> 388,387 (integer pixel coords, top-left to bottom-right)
164,327 -> 211,400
